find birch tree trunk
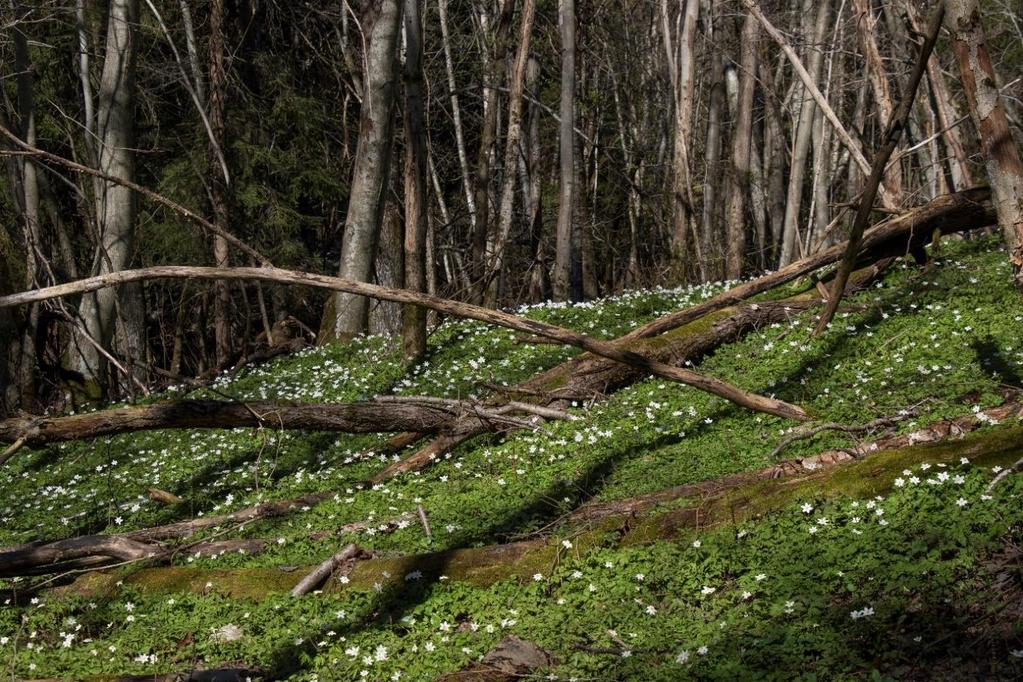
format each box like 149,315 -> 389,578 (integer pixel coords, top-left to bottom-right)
329,0 -> 402,340
553,0 -> 576,301
944,0 -> 1023,287
74,0 -> 140,393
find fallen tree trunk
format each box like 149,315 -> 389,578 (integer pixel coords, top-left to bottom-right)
58,413 -> 1023,598
0,396 -> 564,449
566,397 -> 1023,526
620,186 -> 993,342
0,535 -> 160,578
369,258 -> 894,483
371,189 -> 995,481
0,266 -> 808,425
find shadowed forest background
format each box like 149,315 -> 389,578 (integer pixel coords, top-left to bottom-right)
0,0 -> 1020,412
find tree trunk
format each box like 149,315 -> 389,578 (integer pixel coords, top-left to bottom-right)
779,0 -> 830,266
669,0 -> 701,274
437,0 -> 476,235
0,397 -> 552,449
852,0 -> 902,201
0,265 -> 811,422
471,0 -> 516,303
944,0 -> 1023,287
328,0 -> 402,340
553,0 -> 576,301
209,0 -> 232,367
724,12 -> 758,279
699,0 -> 725,280
11,12 -> 41,410
401,0 -> 428,360
484,0 -> 537,307
74,0 -> 140,394
368,201 -> 403,335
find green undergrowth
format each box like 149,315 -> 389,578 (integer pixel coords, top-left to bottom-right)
3,238 -> 1023,679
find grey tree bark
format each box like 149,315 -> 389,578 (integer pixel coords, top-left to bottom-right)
724,12 -> 758,279
778,0 -> 829,266
209,0 -> 232,367
553,0 -> 576,301
484,0 -> 537,307
329,0 -> 402,340
74,0 -> 141,393
669,0 -> 701,276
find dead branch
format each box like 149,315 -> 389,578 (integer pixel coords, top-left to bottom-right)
813,2 -> 945,335
290,543 -> 366,596
0,265 -> 810,423
768,412 -> 916,459
0,123 -> 270,266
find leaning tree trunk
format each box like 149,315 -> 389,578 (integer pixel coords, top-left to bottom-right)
944,0 -> 1023,288
74,0 -> 140,395
484,0 -> 537,307
327,0 -> 402,340
553,0 -> 576,301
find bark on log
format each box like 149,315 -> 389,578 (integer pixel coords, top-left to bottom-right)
566,397 -> 1023,526
290,543 -> 364,596
0,535 -> 159,577
58,412 -> 1023,599
620,187 -> 993,342
0,397 -> 549,448
368,257 -> 891,483
0,267 -> 808,423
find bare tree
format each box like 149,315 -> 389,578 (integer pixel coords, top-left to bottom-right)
74,0 -> 141,392
483,0 -> 536,306
669,0 -> 701,275
553,0 -> 576,301
402,0 -> 429,359
208,0 -> 232,366
944,0 -> 1023,288
725,12 -> 758,279
329,0 -> 403,339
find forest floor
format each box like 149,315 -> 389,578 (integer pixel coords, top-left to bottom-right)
3,238 -> 1023,681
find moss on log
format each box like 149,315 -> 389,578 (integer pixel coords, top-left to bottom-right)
55,421 -> 1023,601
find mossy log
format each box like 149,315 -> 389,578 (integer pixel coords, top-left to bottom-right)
53,412 -> 1023,600
374,188 -> 995,482
370,259 -> 893,483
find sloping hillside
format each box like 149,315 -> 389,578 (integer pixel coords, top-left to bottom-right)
3,238 -> 1023,681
